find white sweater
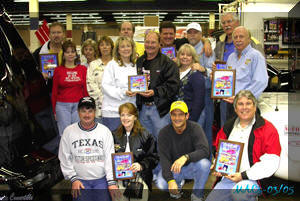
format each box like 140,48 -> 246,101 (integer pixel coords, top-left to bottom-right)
87,58 -> 106,118
58,122 -> 116,185
101,60 -> 137,118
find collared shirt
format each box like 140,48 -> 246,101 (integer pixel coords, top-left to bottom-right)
194,40 -> 215,88
228,117 -> 256,172
227,44 -> 268,98
223,42 -> 235,62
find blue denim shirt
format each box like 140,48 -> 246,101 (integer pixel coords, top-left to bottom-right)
194,40 -> 215,89
227,44 -> 268,98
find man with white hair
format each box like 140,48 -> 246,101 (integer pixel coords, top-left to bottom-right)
223,26 -> 268,119
215,12 -> 264,126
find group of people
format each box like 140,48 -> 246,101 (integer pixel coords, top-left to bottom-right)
32,12 -> 281,201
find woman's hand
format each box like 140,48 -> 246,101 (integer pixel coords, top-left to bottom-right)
126,91 -> 137,97
71,180 -> 85,199
130,162 -> 143,172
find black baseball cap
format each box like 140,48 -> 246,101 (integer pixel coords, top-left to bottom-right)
78,97 -> 96,109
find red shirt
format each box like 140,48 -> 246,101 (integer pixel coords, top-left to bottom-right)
52,64 -> 88,114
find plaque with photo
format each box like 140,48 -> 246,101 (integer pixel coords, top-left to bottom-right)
112,152 -> 135,180
39,53 -> 58,77
211,70 -> 236,99
128,75 -> 148,92
214,139 -> 244,176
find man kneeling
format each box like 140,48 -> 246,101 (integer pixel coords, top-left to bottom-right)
206,90 -> 281,201
156,101 -> 211,201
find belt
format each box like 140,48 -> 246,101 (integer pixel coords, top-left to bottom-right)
143,101 -> 155,106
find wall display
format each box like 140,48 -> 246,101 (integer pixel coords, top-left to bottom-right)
112,152 -> 135,180
214,139 -> 244,175
128,75 -> 148,92
211,70 -> 236,99
215,61 -> 227,70
39,53 -> 58,77
161,46 -> 176,59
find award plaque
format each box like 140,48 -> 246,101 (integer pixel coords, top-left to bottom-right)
215,61 -> 227,70
214,139 -> 244,175
112,152 -> 135,180
128,75 -> 148,92
161,46 -> 176,59
39,53 -> 58,77
211,69 -> 236,99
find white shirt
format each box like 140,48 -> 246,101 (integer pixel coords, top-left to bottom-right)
228,117 -> 256,172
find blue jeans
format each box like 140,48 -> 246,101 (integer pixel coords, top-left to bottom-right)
102,117 -> 121,132
139,104 -> 170,140
198,88 -> 214,155
74,177 -> 111,201
156,158 -> 211,198
56,102 -> 79,136
220,100 -> 227,127
206,178 -> 260,201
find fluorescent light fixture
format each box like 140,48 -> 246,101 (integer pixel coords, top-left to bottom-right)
114,16 -> 164,19
14,0 -> 87,2
177,16 -> 209,19
112,12 -> 167,15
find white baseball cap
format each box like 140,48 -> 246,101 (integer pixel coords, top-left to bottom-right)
186,22 -> 202,32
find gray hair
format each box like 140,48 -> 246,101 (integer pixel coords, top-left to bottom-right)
233,90 -> 258,110
221,12 -> 239,22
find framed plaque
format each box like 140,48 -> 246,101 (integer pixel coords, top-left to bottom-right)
215,61 -> 227,70
112,152 -> 135,180
39,53 -> 58,77
214,139 -> 244,176
161,46 -> 176,59
128,75 -> 148,92
211,69 -> 236,99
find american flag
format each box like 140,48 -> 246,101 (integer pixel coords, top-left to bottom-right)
35,20 -> 50,45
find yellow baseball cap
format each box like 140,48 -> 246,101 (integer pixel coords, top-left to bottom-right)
169,101 -> 188,113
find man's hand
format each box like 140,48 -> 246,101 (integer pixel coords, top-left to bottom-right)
200,39 -> 213,57
223,96 -> 235,104
225,173 -> 243,183
108,185 -> 121,201
191,63 -> 206,72
126,91 -> 137,97
168,180 -> 180,195
212,62 -> 217,71
139,90 -> 154,98
71,180 -> 85,199
171,155 -> 188,174
130,162 -> 142,173
42,72 -> 49,80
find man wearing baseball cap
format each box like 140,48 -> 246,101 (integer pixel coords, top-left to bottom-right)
186,22 -> 215,156
58,96 -> 120,201
156,101 -> 211,201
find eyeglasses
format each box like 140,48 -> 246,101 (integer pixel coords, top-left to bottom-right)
221,19 -> 233,25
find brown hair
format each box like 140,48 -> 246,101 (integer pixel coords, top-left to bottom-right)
81,38 -> 98,59
61,40 -> 80,66
119,21 -> 135,33
115,103 -> 145,138
97,36 -> 114,58
159,21 -> 176,33
113,36 -> 136,66
49,22 -> 65,32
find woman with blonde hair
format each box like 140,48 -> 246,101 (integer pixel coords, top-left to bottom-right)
176,43 -> 205,122
113,102 -> 158,201
87,36 -> 114,123
101,36 -> 137,131
81,38 -> 98,68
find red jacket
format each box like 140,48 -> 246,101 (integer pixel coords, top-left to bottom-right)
214,113 -> 281,186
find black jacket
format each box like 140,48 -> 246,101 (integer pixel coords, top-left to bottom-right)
136,52 -> 180,117
113,129 -> 158,190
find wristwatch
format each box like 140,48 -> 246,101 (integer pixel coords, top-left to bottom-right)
184,154 -> 189,161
